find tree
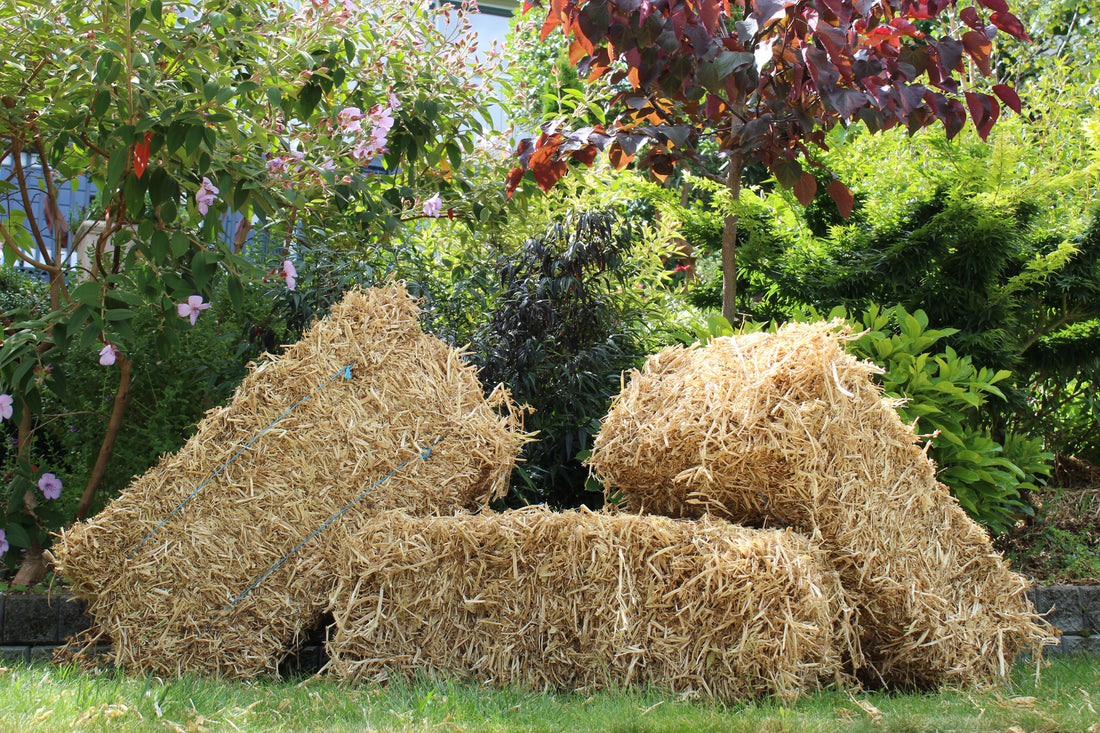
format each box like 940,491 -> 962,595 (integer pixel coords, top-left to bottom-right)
0,0 -> 502,584
506,0 -> 1030,321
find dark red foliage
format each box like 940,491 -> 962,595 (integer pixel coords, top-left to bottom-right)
507,0 -> 1028,212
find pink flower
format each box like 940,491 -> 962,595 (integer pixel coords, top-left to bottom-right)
337,107 -> 365,133
177,295 -> 211,326
195,177 -> 219,216
0,528 -> 8,556
267,156 -> 286,174
0,393 -> 12,421
38,472 -> 62,500
281,259 -> 297,290
422,194 -> 443,218
99,343 -> 119,366
673,264 -> 691,273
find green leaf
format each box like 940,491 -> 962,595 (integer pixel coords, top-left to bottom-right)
130,6 -> 146,31
171,232 -> 191,259
150,230 -> 170,262
92,89 -> 111,117
227,276 -> 244,311
106,146 -> 129,192
266,88 -> 281,107
105,309 -> 135,321
4,523 -> 33,549
185,126 -> 203,157
69,281 -> 102,307
123,172 -> 145,213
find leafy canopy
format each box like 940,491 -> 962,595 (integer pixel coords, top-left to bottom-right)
508,0 -> 1029,210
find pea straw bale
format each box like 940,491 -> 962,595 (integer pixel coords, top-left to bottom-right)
325,507 -> 856,701
50,283 -> 528,678
586,322 -> 1051,689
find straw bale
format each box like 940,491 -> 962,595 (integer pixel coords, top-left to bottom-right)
326,507 -> 856,701
587,322 -> 1051,689
50,283 -> 529,678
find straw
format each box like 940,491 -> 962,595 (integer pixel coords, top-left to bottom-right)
50,283 -> 530,677
587,321 -> 1053,689
326,507 -> 857,701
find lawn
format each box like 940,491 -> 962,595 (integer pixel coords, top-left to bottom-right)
1,656 -> 1097,732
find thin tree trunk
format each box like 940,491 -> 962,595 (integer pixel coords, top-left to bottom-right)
74,354 -> 133,521
721,152 -> 744,323
11,404 -> 45,586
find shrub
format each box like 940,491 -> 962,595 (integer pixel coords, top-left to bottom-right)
471,208 -> 658,508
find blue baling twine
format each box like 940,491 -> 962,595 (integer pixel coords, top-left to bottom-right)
126,363 -> 355,561
210,434 -> 445,626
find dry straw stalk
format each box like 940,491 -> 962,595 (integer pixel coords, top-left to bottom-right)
587,321 -> 1052,689
50,283 -> 529,677
326,507 -> 857,701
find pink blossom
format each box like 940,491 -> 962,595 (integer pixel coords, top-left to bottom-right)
267,156 -> 286,174
38,472 -> 62,500
99,343 -> 119,366
422,194 -> 443,218
338,107 -> 365,133
281,260 -> 297,290
0,393 -> 12,421
195,177 -> 219,216
177,295 -> 211,326
0,528 -> 7,556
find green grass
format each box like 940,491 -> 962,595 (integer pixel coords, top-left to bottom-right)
0,657 -> 1097,733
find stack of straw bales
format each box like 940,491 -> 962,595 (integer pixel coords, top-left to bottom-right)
51,284 -> 528,677
587,322 -> 1050,688
326,507 -> 856,700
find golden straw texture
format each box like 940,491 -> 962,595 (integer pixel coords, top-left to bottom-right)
51,283 -> 529,678
326,507 -> 856,701
587,322 -> 1051,689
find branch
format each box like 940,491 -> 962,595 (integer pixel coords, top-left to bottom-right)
0,219 -> 50,271
11,140 -> 56,269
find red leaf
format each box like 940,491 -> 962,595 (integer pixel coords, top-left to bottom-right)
132,132 -> 152,179
699,0 -> 720,33
793,171 -> 817,206
609,142 -> 634,170
571,145 -> 600,166
569,38 -> 587,65
540,0 -> 564,40
827,180 -> 854,219
992,83 -> 1022,114
528,144 -> 569,193
977,0 -> 1010,13
965,91 -> 999,140
959,7 -> 983,31
961,30 -> 992,76
990,11 -> 1030,41
505,166 -> 525,199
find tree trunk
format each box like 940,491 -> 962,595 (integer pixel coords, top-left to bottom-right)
74,354 -> 134,521
11,404 -> 46,586
720,152 -> 744,323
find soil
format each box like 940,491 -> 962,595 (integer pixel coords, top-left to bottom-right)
995,455 -> 1100,586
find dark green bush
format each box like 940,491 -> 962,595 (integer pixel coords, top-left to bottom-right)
471,209 -> 656,508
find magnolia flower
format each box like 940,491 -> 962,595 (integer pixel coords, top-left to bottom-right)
177,295 -> 211,326
99,343 -> 119,366
422,194 -> 443,218
38,472 -> 62,500
0,529 -> 7,557
195,177 -> 219,216
0,393 -> 12,421
281,259 -> 297,290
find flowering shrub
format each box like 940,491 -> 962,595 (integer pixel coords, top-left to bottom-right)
0,0 -> 504,578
